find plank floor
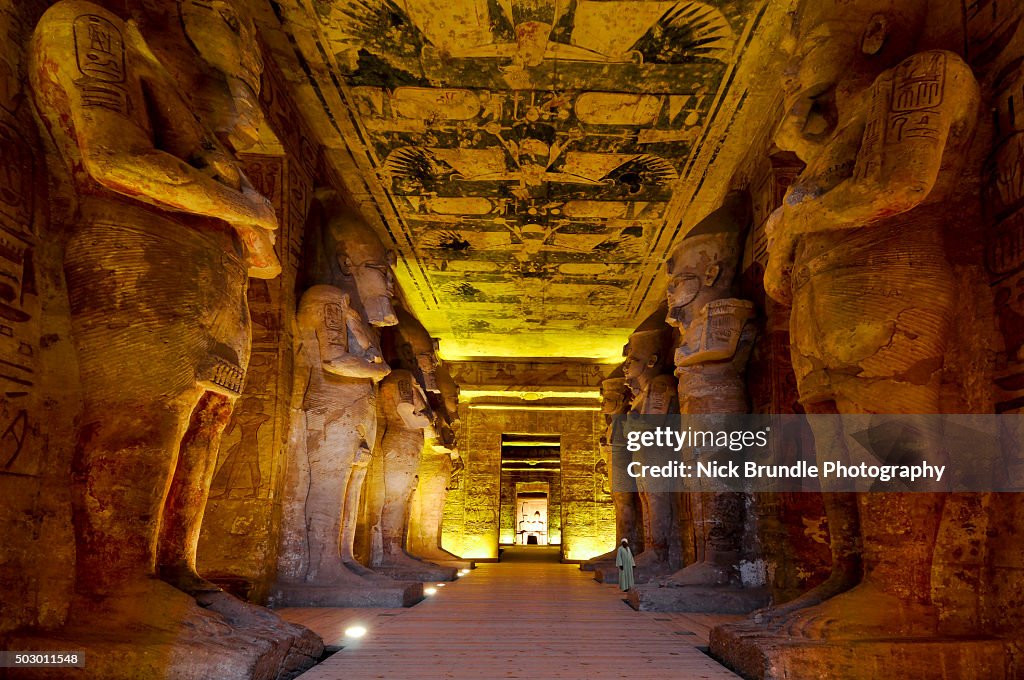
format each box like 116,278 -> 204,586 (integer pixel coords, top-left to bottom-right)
280,561 -> 741,679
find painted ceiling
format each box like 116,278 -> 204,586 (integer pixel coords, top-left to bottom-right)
264,0 -> 788,359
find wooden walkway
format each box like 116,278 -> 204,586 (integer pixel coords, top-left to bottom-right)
281,561 -> 741,679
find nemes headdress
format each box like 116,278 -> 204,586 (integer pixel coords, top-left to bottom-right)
666,189 -> 751,279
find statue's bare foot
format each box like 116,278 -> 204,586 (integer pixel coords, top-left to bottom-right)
195,590 -> 286,629
632,549 -> 675,581
751,569 -> 858,625
159,562 -> 224,595
69,578 -> 231,636
382,552 -> 437,572
776,581 -> 938,640
343,559 -> 385,580
583,548 -> 617,567
660,561 -> 731,588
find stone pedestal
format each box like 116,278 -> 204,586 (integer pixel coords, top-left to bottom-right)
592,561 -> 620,584
429,559 -> 475,572
581,548 -> 616,572
372,559 -> 458,582
709,621 -> 1023,680
7,587 -> 322,680
270,580 -> 423,608
628,584 -> 768,613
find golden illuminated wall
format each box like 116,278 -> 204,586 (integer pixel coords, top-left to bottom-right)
441,404 -> 614,561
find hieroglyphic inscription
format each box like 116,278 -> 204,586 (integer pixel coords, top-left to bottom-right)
748,153 -> 802,272
72,14 -> 128,113
0,8 -> 40,477
987,62 -> 1024,368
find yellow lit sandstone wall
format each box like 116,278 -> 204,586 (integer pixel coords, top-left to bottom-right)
441,405 -> 614,561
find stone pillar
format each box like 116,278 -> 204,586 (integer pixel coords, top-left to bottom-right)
584,370 -> 645,583
369,368 -> 457,581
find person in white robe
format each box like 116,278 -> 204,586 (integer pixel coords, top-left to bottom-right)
616,538 -> 635,591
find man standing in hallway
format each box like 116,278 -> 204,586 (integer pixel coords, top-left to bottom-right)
617,539 -> 636,592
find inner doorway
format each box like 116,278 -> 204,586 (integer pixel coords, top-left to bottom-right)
499,433 -> 561,559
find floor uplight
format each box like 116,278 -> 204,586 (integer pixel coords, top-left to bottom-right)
435,583 -> 446,587
344,626 -> 367,639
425,587 -> 437,595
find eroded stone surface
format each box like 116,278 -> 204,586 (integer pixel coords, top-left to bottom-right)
24,0 -> 319,675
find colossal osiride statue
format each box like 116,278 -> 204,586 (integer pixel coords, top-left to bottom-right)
622,308 -> 680,582
630,190 -> 766,613
273,194 -> 421,608
408,362 -> 472,569
408,442 -> 470,569
585,368 -> 645,583
26,1 -> 320,676
712,0 -> 988,677
371,368 -> 458,581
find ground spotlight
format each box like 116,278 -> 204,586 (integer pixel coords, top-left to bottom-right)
344,625 -> 367,639
425,587 -> 437,595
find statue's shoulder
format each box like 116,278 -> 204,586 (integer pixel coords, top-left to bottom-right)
301,284 -> 349,306
880,49 -> 978,115
35,1 -> 125,43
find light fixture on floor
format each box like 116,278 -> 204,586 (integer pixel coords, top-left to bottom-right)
344,626 -> 367,639
425,587 -> 437,595
435,583 -> 446,587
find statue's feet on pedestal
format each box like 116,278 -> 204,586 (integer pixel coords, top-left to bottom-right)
751,568 -> 859,626
659,561 -> 731,587
374,551 -> 458,581
631,549 -> 675,583
271,568 -> 423,608
407,549 -> 475,571
69,578 -> 226,632
627,561 -> 768,613
770,580 -> 939,640
11,579 -> 322,680
708,581 -> 994,679
342,558 -> 389,580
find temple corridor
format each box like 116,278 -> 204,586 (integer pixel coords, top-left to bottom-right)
6,0 -> 1024,677
283,555 -> 741,679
